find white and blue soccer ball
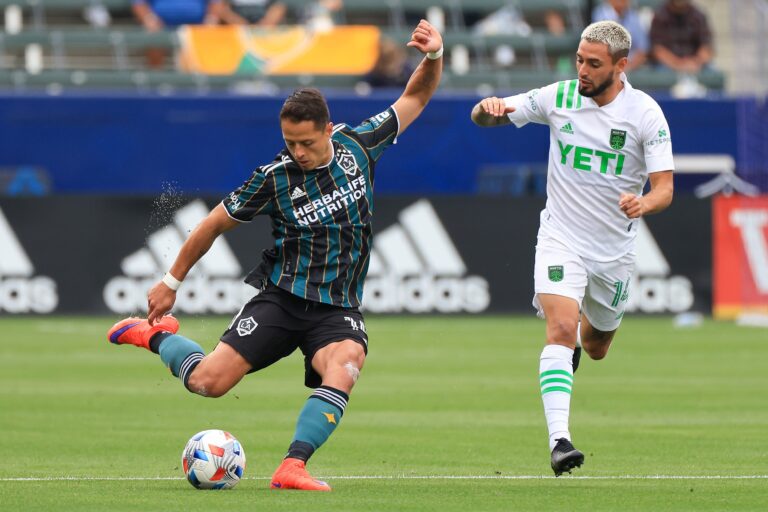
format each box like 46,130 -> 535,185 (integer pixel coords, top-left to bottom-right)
181,429 -> 246,489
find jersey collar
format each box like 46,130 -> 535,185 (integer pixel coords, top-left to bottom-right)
587,72 -> 630,109
318,140 -> 335,169
621,72 -> 632,91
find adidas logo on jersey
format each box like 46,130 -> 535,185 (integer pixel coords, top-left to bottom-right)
363,200 -> 490,313
559,122 -> 574,135
626,219 -> 693,314
103,200 -> 251,314
0,207 -> 58,313
290,187 -> 306,200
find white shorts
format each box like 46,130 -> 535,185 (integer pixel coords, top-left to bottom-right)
533,233 -> 635,332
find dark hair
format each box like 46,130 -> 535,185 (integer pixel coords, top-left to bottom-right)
279,88 -> 330,130
611,48 -> 630,63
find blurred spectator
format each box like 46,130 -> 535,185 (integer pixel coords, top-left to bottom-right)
303,0 -> 344,32
649,0 -> 713,73
213,0 -> 342,28
544,9 -> 570,72
132,0 -> 222,30
474,6 -> 572,71
592,0 -> 649,70
215,0 -> 287,26
361,37 -> 415,88
473,5 -> 531,37
544,9 -> 566,36
132,0 -> 223,68
84,3 -> 112,28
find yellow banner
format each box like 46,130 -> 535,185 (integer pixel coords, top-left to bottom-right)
178,25 -> 381,76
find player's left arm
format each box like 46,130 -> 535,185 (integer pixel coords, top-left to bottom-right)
391,19 -> 443,136
621,107 -> 675,219
619,170 -> 673,219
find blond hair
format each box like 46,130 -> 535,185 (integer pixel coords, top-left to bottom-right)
581,20 -> 631,61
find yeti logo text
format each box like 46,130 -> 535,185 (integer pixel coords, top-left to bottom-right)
558,140 -> 625,175
103,200 -> 251,314
236,316 -> 258,336
0,207 -> 58,313
363,200 -> 490,313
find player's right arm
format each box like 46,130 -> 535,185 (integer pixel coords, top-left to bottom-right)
147,204 -> 239,324
471,85 -> 553,128
148,164 -> 275,324
470,97 -> 515,127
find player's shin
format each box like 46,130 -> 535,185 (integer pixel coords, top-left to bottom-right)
539,344 -> 575,450
285,386 -> 348,462
152,332 -> 205,391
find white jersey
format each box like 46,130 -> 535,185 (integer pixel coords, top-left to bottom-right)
504,74 -> 674,261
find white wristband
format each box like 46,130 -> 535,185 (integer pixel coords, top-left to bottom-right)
426,46 -> 444,60
162,272 -> 182,291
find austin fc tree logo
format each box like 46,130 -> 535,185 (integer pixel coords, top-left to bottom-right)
548,265 -> 564,282
609,129 -> 627,150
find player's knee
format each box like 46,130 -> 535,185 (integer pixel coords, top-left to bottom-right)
330,342 -> 365,383
582,329 -> 614,360
548,319 -> 579,345
186,368 -> 230,398
584,345 -> 609,360
343,361 -> 361,383
335,341 -> 366,367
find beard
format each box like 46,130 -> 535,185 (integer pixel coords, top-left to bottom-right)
578,74 -> 614,97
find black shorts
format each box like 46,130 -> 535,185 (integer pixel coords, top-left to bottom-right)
220,282 -> 368,388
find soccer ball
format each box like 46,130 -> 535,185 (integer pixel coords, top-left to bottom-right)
181,429 -> 246,489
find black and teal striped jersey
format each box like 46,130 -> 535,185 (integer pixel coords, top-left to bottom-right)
222,107 -> 400,308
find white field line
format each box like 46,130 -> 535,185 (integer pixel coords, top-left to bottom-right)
1,475 -> 767,482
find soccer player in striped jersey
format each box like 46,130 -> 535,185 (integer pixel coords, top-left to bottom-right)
107,19 -> 443,491
471,21 -> 674,476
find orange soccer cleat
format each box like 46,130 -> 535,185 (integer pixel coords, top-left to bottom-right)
107,316 -> 179,350
270,458 -> 331,491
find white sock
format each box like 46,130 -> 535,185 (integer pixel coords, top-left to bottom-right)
539,344 -> 575,451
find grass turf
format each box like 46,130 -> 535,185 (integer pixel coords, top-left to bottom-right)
0,315 -> 766,511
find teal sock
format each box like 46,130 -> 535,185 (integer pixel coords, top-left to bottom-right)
156,334 -> 204,389
287,386 -> 349,461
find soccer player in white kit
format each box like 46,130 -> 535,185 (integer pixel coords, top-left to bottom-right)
471,21 -> 674,475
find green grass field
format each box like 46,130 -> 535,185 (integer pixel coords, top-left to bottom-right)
0,316 -> 766,511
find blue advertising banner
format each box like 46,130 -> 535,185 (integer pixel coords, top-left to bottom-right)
0,94 -> 752,195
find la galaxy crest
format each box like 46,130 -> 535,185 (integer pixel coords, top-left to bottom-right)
335,146 -> 358,176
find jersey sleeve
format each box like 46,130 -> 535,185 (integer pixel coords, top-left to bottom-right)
221,166 -> 275,222
503,84 -> 555,127
350,106 -> 400,162
640,107 -> 675,173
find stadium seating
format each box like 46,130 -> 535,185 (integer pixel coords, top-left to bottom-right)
0,0 -> 724,93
